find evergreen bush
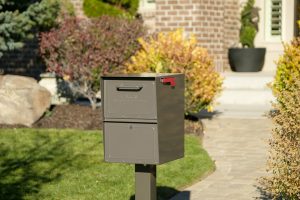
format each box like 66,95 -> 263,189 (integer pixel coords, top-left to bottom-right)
240,0 -> 259,48
0,0 -> 59,57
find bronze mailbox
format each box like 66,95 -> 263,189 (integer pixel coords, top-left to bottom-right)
101,73 -> 184,165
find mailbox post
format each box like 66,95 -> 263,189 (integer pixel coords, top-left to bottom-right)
101,73 -> 184,200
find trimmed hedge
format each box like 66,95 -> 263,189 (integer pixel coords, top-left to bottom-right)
83,0 -> 139,18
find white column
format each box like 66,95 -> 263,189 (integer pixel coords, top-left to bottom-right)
282,0 -> 296,42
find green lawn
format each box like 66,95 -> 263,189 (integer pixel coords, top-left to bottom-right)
0,129 -> 215,200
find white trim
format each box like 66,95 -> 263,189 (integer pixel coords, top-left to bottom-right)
138,0 -> 156,13
281,0 -> 287,40
265,0 -> 282,42
281,0 -> 296,41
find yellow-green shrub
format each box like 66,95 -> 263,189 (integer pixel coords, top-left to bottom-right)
125,29 -> 223,114
261,37 -> 300,199
273,38 -> 300,94
261,80 -> 300,199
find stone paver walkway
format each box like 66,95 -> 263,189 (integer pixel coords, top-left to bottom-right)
171,118 -> 272,200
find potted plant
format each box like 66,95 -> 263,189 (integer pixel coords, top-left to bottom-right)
228,0 -> 266,72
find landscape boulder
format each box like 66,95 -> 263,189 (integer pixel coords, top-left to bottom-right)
0,75 -> 51,126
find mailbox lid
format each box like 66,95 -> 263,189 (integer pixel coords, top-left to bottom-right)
102,73 -> 179,78
104,122 -> 159,164
102,73 -> 182,120
103,79 -> 157,120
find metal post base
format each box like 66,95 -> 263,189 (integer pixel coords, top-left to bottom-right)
135,164 -> 157,200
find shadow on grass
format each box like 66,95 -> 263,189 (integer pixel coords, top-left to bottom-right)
129,186 -> 190,200
0,132 -> 96,200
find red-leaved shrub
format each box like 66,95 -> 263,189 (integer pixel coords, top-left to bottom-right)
40,16 -> 145,109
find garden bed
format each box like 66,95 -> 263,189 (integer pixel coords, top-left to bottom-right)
33,104 -> 102,130
0,104 -> 204,135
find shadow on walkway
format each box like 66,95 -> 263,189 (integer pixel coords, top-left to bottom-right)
129,186 -> 190,200
255,185 -> 272,200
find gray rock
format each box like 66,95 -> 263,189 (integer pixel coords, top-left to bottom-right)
0,75 -> 51,126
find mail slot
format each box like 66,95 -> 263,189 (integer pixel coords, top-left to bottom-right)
101,73 -> 184,165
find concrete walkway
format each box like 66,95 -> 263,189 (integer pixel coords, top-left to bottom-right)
170,72 -> 274,199
171,118 -> 272,200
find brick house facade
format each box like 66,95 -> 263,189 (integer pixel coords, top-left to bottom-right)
75,0 -> 241,72
1,0 -> 296,76
140,0 -> 299,72
68,0 -> 241,72
69,0 -> 300,72
140,0 -> 240,71
0,0 -> 238,76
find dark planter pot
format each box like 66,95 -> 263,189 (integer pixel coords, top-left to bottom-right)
228,48 -> 266,72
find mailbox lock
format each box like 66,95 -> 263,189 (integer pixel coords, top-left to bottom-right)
160,77 -> 176,87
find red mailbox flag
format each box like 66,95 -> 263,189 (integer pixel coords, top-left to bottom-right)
160,77 -> 176,87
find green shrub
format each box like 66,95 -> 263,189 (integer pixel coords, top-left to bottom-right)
83,0 -> 139,18
125,29 -> 223,114
240,26 -> 256,48
40,16 -> 145,110
260,38 -> 300,199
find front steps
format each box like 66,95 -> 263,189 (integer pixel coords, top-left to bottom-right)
214,72 -> 276,119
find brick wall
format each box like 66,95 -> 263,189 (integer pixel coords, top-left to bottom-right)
155,0 -> 240,71
223,0 -> 240,69
139,10 -> 156,33
0,37 -> 45,79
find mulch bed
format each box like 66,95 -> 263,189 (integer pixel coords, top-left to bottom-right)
0,104 -> 203,135
0,104 -> 102,130
33,104 -> 102,130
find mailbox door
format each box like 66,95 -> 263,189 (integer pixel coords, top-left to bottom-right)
103,80 -> 157,120
104,122 -> 158,164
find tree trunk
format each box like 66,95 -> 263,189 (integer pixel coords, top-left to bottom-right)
87,97 -> 97,110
